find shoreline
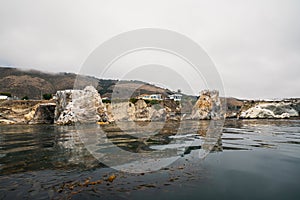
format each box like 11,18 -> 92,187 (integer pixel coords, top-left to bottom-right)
1,87 -> 299,126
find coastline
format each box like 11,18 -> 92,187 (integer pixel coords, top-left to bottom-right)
1,94 -> 299,125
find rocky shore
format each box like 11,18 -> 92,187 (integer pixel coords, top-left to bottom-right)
238,100 -> 299,119
0,86 -> 299,125
0,100 -> 56,125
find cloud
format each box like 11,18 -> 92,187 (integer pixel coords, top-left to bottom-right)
0,0 -> 299,99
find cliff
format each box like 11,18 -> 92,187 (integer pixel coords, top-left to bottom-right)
106,99 -> 180,122
0,100 -> 56,124
1,84 -> 299,125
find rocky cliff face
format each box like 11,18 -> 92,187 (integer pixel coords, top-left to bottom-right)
25,103 -> 56,124
0,100 -> 56,124
163,100 -> 181,121
190,90 -> 224,120
239,101 -> 299,119
134,99 -> 150,121
108,100 -> 167,122
290,99 -> 300,114
55,86 -> 108,125
1,85 -> 299,125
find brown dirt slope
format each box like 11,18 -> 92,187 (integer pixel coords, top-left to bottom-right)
0,67 -> 172,100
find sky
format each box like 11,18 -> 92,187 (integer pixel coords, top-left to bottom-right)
0,0 -> 299,99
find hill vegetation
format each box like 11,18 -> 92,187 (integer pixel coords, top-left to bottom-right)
0,67 -> 173,100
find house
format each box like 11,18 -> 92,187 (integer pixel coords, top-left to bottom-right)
0,95 -> 8,100
168,94 -> 182,101
149,94 -> 163,100
138,94 -> 163,101
137,94 -> 150,99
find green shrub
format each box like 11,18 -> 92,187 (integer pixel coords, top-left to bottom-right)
102,99 -> 111,103
22,96 -> 29,100
144,99 -> 150,104
0,92 -> 12,97
129,98 -> 138,104
42,93 -> 52,100
149,100 -> 159,105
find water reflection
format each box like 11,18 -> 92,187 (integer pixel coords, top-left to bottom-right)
102,120 -> 182,153
0,125 -> 101,175
1,119 -> 300,200
76,119 -> 223,172
1,119 -> 300,175
0,120 -> 224,174
222,119 -> 300,152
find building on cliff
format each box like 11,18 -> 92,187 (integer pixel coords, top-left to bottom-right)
0,95 -> 8,100
138,94 -> 163,101
168,94 -> 182,101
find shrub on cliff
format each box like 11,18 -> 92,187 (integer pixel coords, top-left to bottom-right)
0,92 -> 11,97
129,98 -> 138,104
43,93 -> 52,100
22,96 -> 29,100
102,99 -> 111,103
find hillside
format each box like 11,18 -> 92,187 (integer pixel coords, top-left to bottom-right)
0,66 -> 250,117
0,67 -> 172,100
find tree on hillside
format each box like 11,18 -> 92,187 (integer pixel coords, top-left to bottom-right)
0,92 -> 12,97
43,93 -> 52,100
22,96 -> 29,100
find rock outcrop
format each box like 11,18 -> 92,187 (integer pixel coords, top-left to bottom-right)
0,100 -> 55,124
163,100 -> 181,121
190,90 -> 223,120
239,102 -> 299,119
1,85 -> 299,125
0,119 -> 16,125
134,99 -> 150,121
25,103 -> 56,124
290,99 -> 300,114
55,86 -> 108,125
109,100 -> 167,122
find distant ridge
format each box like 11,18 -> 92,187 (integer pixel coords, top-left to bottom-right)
0,66 -> 173,100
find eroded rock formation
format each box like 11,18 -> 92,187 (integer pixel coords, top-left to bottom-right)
109,100 -> 168,122
190,90 -> 223,120
55,86 -> 108,125
0,100 -> 55,124
239,102 -> 299,119
1,86 -> 299,125
25,103 -> 56,124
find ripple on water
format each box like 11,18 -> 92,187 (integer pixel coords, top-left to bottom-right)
0,119 -> 300,199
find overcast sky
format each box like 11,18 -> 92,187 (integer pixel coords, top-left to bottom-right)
0,0 -> 299,99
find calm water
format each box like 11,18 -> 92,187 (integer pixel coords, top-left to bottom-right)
0,119 -> 300,200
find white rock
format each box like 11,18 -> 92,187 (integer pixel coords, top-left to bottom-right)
55,86 -> 108,125
239,102 -> 299,119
